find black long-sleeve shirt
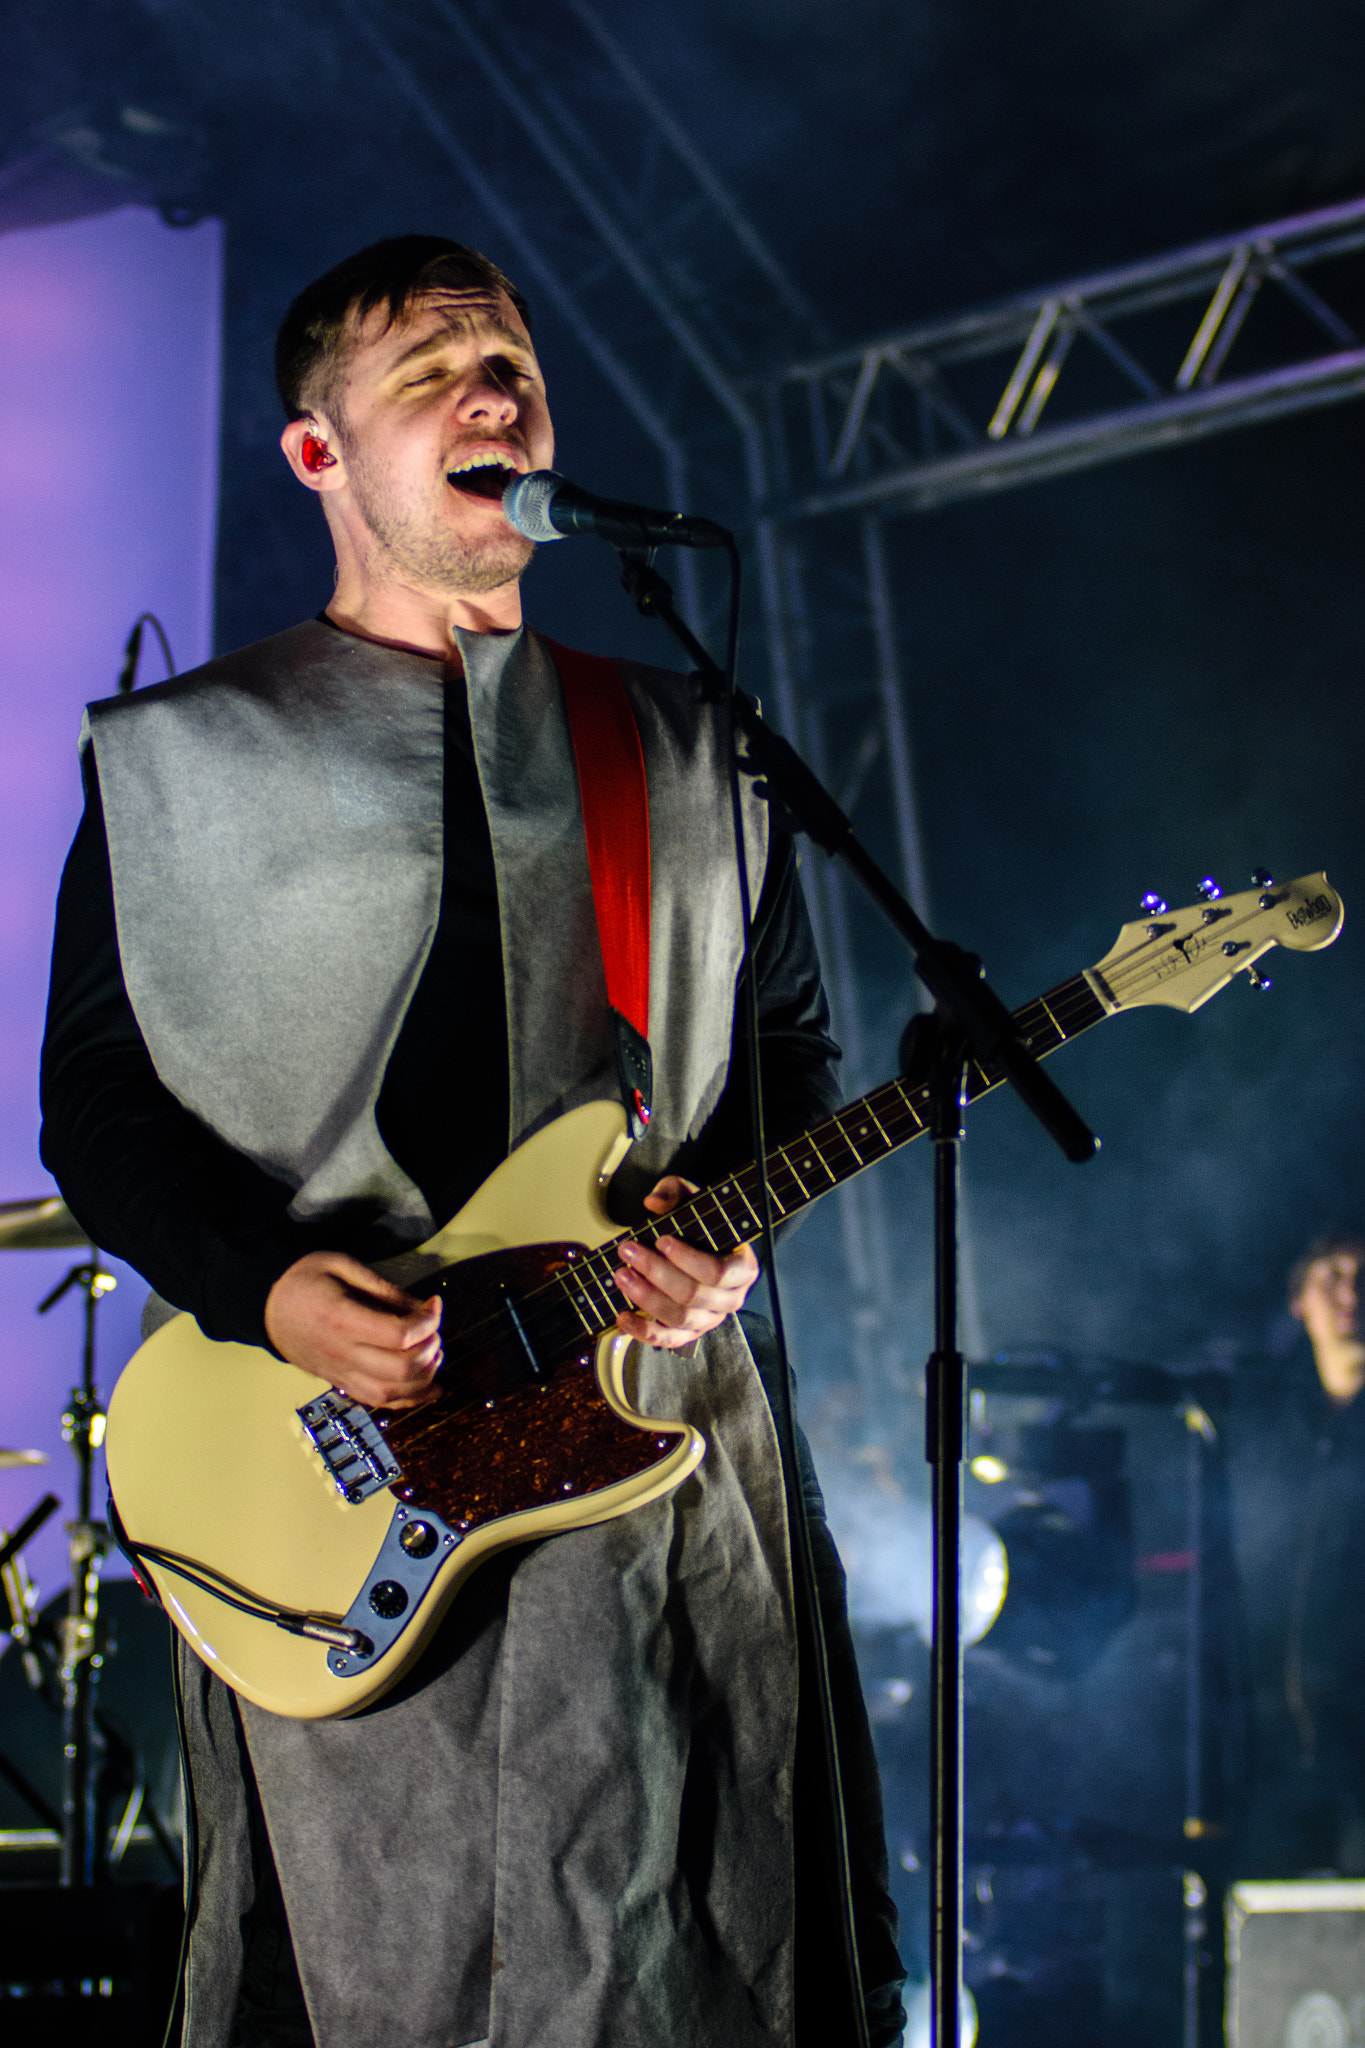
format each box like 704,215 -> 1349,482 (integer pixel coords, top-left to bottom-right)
40,671 -> 841,1350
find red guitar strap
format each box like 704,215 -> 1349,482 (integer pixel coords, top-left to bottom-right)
547,639 -> 654,1139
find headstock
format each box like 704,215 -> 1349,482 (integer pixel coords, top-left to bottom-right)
1087,872 -> 1343,1016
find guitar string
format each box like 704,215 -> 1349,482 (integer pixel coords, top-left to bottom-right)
430,973 -> 1108,1388
550,975 -> 1107,1314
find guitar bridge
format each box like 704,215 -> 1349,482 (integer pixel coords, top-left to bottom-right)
298,1390 -> 403,1504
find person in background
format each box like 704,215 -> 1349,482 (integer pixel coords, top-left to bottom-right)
1230,1235 -> 1365,1876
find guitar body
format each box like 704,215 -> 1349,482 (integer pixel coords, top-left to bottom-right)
105,1101 -> 706,1720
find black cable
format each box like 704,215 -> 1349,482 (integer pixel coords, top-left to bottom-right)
123,1537 -> 363,1648
117,611 -> 178,694
127,1542 -> 295,1627
719,538 -> 871,2048
159,1632 -> 198,2048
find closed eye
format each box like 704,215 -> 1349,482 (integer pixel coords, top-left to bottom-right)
485,354 -> 536,384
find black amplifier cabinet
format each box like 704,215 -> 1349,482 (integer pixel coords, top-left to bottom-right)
1227,1879 -> 1365,2048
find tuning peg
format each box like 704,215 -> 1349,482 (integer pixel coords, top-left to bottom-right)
1251,867 -> 1275,888
1197,877 -> 1222,902
1245,965 -> 1272,992
1140,891 -> 1168,915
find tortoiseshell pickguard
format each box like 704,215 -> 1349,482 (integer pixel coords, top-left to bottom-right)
378,1241 -> 674,1532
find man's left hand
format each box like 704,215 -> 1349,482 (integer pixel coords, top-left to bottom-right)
613,1174 -> 760,1352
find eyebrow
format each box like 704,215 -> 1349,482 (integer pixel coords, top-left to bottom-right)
385,320 -> 537,377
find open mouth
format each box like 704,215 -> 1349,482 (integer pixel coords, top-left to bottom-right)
446,456 -> 519,502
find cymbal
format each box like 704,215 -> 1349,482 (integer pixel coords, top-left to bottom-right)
0,1449 -> 46,1470
0,1196 -> 89,1251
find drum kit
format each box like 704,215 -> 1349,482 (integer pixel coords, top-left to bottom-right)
0,1193 -> 179,1890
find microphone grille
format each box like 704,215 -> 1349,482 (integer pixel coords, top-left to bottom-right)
503,470 -> 565,543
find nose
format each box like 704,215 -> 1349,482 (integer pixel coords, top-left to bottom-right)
456,363 -> 519,427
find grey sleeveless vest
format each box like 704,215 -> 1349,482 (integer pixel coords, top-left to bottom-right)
86,619 -> 800,2048
85,617 -> 765,1231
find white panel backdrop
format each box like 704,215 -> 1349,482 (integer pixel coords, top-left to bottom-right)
0,206 -> 222,1605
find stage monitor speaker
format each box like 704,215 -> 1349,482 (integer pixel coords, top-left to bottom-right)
1227,1879 -> 1365,2048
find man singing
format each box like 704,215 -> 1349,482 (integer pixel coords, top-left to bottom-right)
40,237 -> 904,2047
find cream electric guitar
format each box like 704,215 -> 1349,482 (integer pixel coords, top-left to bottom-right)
106,872 -> 1343,1719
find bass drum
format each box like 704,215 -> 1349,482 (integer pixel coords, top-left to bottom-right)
0,1577 -> 182,1883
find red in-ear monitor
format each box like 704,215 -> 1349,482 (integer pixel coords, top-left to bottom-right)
301,432 -> 336,473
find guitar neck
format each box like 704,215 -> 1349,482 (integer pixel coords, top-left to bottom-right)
562,970 -> 1107,1328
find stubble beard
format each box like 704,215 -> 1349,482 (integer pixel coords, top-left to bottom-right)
344,440 -> 535,595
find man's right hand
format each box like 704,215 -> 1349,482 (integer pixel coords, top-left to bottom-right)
264,1251 -> 442,1409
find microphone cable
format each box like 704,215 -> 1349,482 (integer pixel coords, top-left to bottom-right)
717,538 -> 872,2048
117,612 -> 177,694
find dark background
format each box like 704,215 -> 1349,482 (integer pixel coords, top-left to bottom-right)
4,2 -> 1364,2035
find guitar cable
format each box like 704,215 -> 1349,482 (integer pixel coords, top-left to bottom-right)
718,541 -> 872,2048
107,1515 -> 358,2047
110,1502 -> 367,1652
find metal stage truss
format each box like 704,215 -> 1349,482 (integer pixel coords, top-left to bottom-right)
772,192 -> 1365,518
341,0 -> 1365,1389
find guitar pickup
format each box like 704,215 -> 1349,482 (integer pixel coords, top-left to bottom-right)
298,1390 -> 403,1504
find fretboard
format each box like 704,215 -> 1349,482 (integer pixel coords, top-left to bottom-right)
537,969 -> 1107,1343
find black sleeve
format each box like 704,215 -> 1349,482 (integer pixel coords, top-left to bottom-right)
669,827 -> 842,1191
39,754 -> 323,1350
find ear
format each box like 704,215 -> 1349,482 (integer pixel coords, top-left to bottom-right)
281,414 -> 347,494
1289,1292 -> 1306,1323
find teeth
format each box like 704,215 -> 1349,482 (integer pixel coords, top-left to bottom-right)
448,455 -> 513,475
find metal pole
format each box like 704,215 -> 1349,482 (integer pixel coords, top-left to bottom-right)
422,0 -> 760,445
861,515 -> 985,1357
1182,1404 -> 1209,2048
42,1253 -> 113,1887
560,0 -> 830,342
928,1056 -> 966,2048
765,530 -> 902,1403
860,516 -> 932,923
338,0 -> 688,481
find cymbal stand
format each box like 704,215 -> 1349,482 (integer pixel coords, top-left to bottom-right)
0,1495 -> 63,1832
38,1249 -> 117,1886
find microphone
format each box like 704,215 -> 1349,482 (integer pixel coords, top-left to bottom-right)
502,470 -> 731,551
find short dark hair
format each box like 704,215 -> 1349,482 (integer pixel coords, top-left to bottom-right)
1288,1233 -> 1365,1305
274,234 -> 531,422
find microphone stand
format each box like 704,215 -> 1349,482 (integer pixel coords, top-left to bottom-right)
616,545 -> 1098,2048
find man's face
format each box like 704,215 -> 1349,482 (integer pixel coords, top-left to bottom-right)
1293,1249 -> 1363,1351
318,287 -> 554,597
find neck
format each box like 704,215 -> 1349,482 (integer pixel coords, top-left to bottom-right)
327,566 -> 524,660
1313,1334 -> 1365,1406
